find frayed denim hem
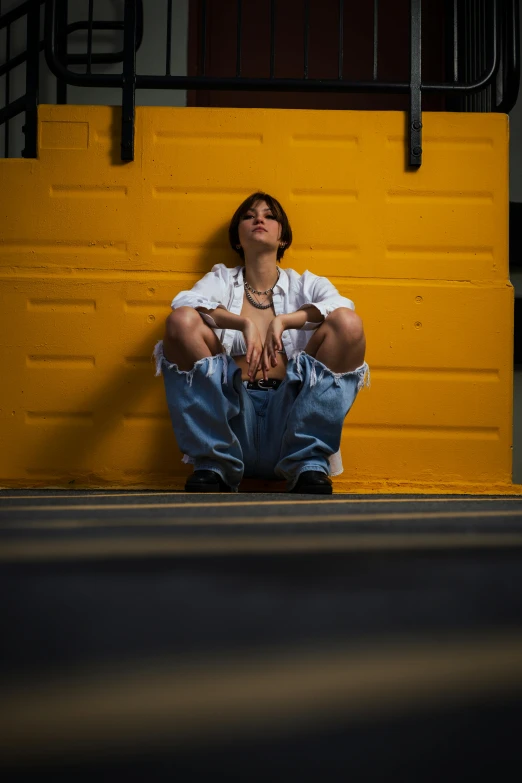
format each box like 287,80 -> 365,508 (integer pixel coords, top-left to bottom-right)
180,434 -> 240,491
152,340 -> 228,386
292,351 -> 371,390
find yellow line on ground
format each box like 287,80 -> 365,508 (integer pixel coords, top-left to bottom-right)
2,632 -> 522,760
2,532 -> 522,561
0,492 -> 468,501
3,508 -> 522,531
0,489 -> 186,500
2,496 -> 522,513
0,493 -> 122,500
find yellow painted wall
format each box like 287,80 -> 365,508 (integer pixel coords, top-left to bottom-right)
0,104 -> 513,491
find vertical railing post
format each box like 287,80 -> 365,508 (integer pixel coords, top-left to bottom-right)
270,0 -> 276,78
496,0 -> 520,112
304,0 -> 309,79
409,0 -> 422,167
86,0 -> 94,74
4,16 -> 11,158
236,0 -> 242,77
55,0 -> 68,104
200,0 -> 207,76
338,0 -> 344,80
121,0 -> 137,162
373,0 -> 379,81
166,0 -> 173,76
22,0 -> 40,158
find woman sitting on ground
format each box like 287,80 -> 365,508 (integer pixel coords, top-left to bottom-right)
154,191 -> 369,494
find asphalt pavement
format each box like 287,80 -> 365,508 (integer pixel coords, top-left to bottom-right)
2,490 -> 522,781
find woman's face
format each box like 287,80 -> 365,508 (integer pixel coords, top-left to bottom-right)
237,199 -> 282,256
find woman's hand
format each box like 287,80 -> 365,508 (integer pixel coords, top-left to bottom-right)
242,318 -> 264,381
261,315 -> 286,379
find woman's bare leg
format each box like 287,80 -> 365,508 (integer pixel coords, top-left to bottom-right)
305,308 -> 365,372
163,307 -> 224,370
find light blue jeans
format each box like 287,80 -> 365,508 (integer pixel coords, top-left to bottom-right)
154,341 -> 369,491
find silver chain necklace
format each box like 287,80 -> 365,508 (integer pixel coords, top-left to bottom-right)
244,268 -> 280,310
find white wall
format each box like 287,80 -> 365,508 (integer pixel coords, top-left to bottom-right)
63,0 -> 188,107
0,0 -> 188,157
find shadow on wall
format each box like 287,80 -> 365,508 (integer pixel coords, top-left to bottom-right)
25,224 -> 243,490
195,224 -> 241,275
26,331 -> 180,488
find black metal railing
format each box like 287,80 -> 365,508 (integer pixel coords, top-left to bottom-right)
1,0 -> 520,166
0,0 -> 143,157
1,0 -> 41,158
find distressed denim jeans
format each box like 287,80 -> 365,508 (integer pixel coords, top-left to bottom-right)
154,340 -> 369,491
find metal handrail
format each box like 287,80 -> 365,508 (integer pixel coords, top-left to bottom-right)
0,0 -> 40,27
2,0 -> 520,164
0,18 -> 145,79
43,1 -> 502,95
42,0 -> 516,165
0,0 -> 144,156
497,0 -> 521,112
0,0 -> 40,157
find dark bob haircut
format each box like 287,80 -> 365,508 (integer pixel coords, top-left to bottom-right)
228,192 -> 293,262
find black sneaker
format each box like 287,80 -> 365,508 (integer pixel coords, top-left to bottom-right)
290,470 -> 332,495
185,469 -> 231,493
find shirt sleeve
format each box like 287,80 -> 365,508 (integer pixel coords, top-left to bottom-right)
300,271 -> 355,327
170,264 -> 229,327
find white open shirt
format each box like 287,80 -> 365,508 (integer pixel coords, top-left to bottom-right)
170,264 -> 357,476
171,264 -> 355,355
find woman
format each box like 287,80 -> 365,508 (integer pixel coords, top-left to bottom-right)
154,192 -> 369,494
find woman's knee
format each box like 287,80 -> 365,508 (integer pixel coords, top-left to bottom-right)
165,307 -> 203,341
326,308 -> 365,344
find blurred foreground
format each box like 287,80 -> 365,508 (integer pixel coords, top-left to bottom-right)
2,490 -> 522,781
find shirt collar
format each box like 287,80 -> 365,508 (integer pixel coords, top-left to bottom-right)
234,265 -> 288,295
275,266 -> 289,295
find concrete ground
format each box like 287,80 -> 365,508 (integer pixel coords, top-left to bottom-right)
2,490 -> 522,781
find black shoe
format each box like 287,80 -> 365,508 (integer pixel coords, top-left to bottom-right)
290,471 -> 333,495
185,469 -> 231,493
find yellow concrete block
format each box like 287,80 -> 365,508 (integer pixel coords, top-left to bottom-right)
0,105 -> 512,491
